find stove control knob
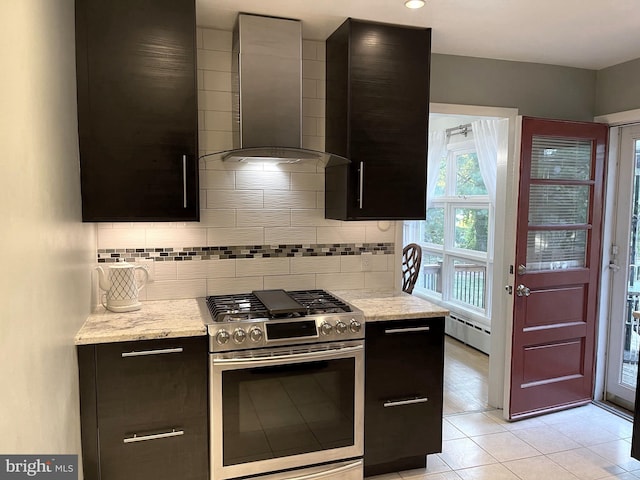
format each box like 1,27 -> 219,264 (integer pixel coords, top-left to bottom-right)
216,329 -> 230,345
335,321 -> 347,334
249,327 -> 263,342
320,321 -> 333,336
349,319 -> 362,333
233,328 -> 247,344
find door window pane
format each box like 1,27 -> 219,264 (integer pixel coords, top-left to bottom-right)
452,259 -> 486,309
528,185 -> 590,225
526,230 -> 587,271
531,137 -> 592,181
433,157 -> 446,197
455,152 -> 488,195
454,208 -> 489,253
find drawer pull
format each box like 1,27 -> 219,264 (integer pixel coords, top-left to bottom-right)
384,326 -> 430,335
121,347 -> 183,358
124,429 -> 184,444
383,397 -> 428,408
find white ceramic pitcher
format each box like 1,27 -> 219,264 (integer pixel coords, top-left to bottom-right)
96,262 -> 149,312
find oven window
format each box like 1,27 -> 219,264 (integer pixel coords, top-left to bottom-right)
222,358 -> 355,465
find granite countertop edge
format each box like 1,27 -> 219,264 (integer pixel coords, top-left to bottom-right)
74,290 -> 449,345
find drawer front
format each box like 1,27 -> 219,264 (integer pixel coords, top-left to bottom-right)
365,394 -> 441,464
99,415 -> 208,480
96,337 -> 207,429
365,318 -> 444,397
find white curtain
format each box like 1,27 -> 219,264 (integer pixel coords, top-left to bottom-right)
427,130 -> 447,206
471,119 -> 504,205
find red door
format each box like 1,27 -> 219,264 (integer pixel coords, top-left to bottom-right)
509,117 -> 608,419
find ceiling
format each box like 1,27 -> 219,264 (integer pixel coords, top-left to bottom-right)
196,0 -> 640,70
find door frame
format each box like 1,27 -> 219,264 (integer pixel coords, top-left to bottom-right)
397,103 -> 519,410
594,108 -> 640,407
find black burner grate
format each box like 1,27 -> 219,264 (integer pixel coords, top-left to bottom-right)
205,289 -> 351,322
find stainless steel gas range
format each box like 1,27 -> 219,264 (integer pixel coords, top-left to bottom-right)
200,289 -> 365,480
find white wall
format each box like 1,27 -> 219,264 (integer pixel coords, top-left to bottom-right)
96,28 -> 397,299
0,0 -> 96,457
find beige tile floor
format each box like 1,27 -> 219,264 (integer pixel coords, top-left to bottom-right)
369,337 -> 640,480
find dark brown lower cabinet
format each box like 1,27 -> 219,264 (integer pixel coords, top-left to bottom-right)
364,317 -> 444,477
77,336 -> 208,480
632,367 -> 640,460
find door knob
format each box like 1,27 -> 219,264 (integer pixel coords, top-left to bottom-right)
516,284 -> 531,297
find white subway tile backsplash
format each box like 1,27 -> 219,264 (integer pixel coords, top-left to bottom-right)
201,170 -> 235,190
236,170 -> 291,191
198,90 -> 232,112
365,272 -> 395,289
264,227 -> 316,245
177,258 -> 236,280
316,273 -> 365,290
302,40 -> 318,60
207,190 -> 263,209
302,135 -> 323,152
302,116 -> 318,136
340,255 -> 362,273
291,172 -> 323,191
202,29 -> 232,52
202,70 -> 232,91
97,228 -> 145,249
154,261 -> 178,281
291,256 -> 340,274
302,59 -> 324,80
197,49 -> 232,71
207,227 -> 264,246
208,276 -> 264,295
200,130 -> 233,152
291,209 -> 341,227
264,191 -> 316,209
196,29 -> 204,49
205,157 -> 265,172
372,253 -> 390,271
302,78 -> 318,99
365,223 -> 397,243
316,42 -> 326,62
264,274 -> 317,291
317,226 -> 367,244
204,110 -> 232,131
146,228 -> 207,248
146,279 -> 207,300
237,210 -> 290,228
302,98 -> 324,118
236,257 -> 290,277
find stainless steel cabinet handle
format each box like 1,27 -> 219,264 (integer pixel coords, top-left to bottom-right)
124,429 -> 184,444
385,326 -> 430,334
358,161 -> 364,209
383,397 -> 428,408
121,347 -> 183,358
182,155 -> 188,208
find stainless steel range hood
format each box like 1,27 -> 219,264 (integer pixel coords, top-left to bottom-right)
201,13 -> 348,167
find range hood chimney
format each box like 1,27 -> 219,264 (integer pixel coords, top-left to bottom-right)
201,13 -> 348,167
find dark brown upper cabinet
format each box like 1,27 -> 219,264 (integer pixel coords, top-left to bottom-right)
325,19 -> 430,221
75,0 -> 199,222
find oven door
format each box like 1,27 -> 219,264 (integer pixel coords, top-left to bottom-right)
210,340 -> 364,480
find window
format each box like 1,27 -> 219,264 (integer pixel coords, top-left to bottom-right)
405,136 -> 494,326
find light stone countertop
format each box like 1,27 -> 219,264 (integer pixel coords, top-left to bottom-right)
75,290 -> 449,345
332,289 -> 449,322
74,299 -> 207,345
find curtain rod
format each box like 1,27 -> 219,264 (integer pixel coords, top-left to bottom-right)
445,123 -> 472,138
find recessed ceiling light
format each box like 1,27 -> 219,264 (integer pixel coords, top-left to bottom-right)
405,0 -> 425,9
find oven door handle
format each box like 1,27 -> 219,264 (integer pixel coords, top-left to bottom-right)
212,344 -> 363,368
276,460 -> 363,480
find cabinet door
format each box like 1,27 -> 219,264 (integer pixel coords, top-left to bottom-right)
325,20 -> 430,221
96,337 -> 208,480
364,318 -> 444,474
76,0 -> 199,221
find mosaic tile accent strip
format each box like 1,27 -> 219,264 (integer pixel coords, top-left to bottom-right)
97,243 -> 395,263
